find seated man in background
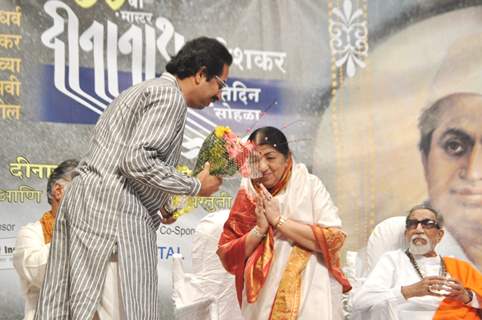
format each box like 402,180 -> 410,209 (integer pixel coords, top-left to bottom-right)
13,160 -> 119,320
352,205 -> 481,319
13,159 -> 79,320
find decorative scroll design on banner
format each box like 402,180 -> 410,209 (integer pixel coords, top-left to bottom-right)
328,0 -> 375,244
329,0 -> 368,78
9,156 -> 58,180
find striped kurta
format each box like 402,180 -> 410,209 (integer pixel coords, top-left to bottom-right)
34,73 -> 201,320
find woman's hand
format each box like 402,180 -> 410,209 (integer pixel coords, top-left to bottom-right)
259,184 -> 280,226
255,194 -> 269,233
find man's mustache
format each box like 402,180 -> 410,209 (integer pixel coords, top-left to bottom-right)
411,234 -> 429,244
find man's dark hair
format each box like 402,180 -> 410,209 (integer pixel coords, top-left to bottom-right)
248,126 -> 290,157
418,93 -> 478,157
406,204 -> 444,228
418,96 -> 448,157
47,159 -> 79,205
165,37 -> 232,80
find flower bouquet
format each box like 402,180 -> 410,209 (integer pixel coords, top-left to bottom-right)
162,126 -> 257,222
192,126 -> 256,177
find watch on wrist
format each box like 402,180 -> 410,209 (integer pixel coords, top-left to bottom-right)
464,288 -> 474,304
161,204 -> 175,219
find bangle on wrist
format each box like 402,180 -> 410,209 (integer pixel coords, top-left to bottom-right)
251,226 -> 266,238
274,216 -> 287,229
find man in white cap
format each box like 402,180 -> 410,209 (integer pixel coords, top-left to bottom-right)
417,33 -> 482,270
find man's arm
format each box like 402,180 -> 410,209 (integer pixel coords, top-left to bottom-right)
351,252 -> 406,312
12,224 -> 50,289
119,86 -> 200,196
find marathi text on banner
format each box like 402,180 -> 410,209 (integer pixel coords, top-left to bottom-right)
9,156 -> 58,180
0,6 -> 21,27
0,185 -> 42,204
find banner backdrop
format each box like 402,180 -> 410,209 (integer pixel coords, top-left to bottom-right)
0,0 -> 481,318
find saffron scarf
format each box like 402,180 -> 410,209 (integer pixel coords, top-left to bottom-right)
39,210 -> 55,244
433,257 -> 482,320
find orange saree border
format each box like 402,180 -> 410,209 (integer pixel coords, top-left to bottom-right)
268,227 -> 351,319
311,225 -> 352,293
269,246 -> 311,320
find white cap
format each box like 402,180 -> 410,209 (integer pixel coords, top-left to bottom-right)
429,32 -> 482,104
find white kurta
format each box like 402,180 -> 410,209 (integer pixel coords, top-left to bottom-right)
241,163 -> 344,320
351,249 -> 480,320
13,221 -> 120,320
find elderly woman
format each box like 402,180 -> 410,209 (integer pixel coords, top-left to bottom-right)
217,126 -> 351,319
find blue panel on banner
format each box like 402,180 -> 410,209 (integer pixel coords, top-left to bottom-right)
40,64 -> 132,124
40,64 -> 285,126
187,78 -> 286,134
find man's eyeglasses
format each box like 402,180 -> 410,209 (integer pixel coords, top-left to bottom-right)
406,219 -> 440,230
214,75 -> 227,90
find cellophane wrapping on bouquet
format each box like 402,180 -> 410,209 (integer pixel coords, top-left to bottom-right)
165,126 -> 257,221
192,126 -> 255,177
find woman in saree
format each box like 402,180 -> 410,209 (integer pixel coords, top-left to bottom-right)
217,126 -> 351,319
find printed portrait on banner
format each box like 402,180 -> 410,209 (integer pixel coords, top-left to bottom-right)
314,4 -> 482,271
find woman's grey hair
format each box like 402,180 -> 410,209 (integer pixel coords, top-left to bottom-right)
47,159 -> 79,205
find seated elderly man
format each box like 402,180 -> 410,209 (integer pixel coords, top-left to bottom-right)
352,205 -> 481,319
13,159 -> 120,320
13,160 -> 79,320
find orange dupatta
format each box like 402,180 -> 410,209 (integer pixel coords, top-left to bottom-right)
433,257 -> 482,320
39,210 -> 55,244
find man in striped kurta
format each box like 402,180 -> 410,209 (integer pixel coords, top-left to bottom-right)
34,37 -> 232,320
